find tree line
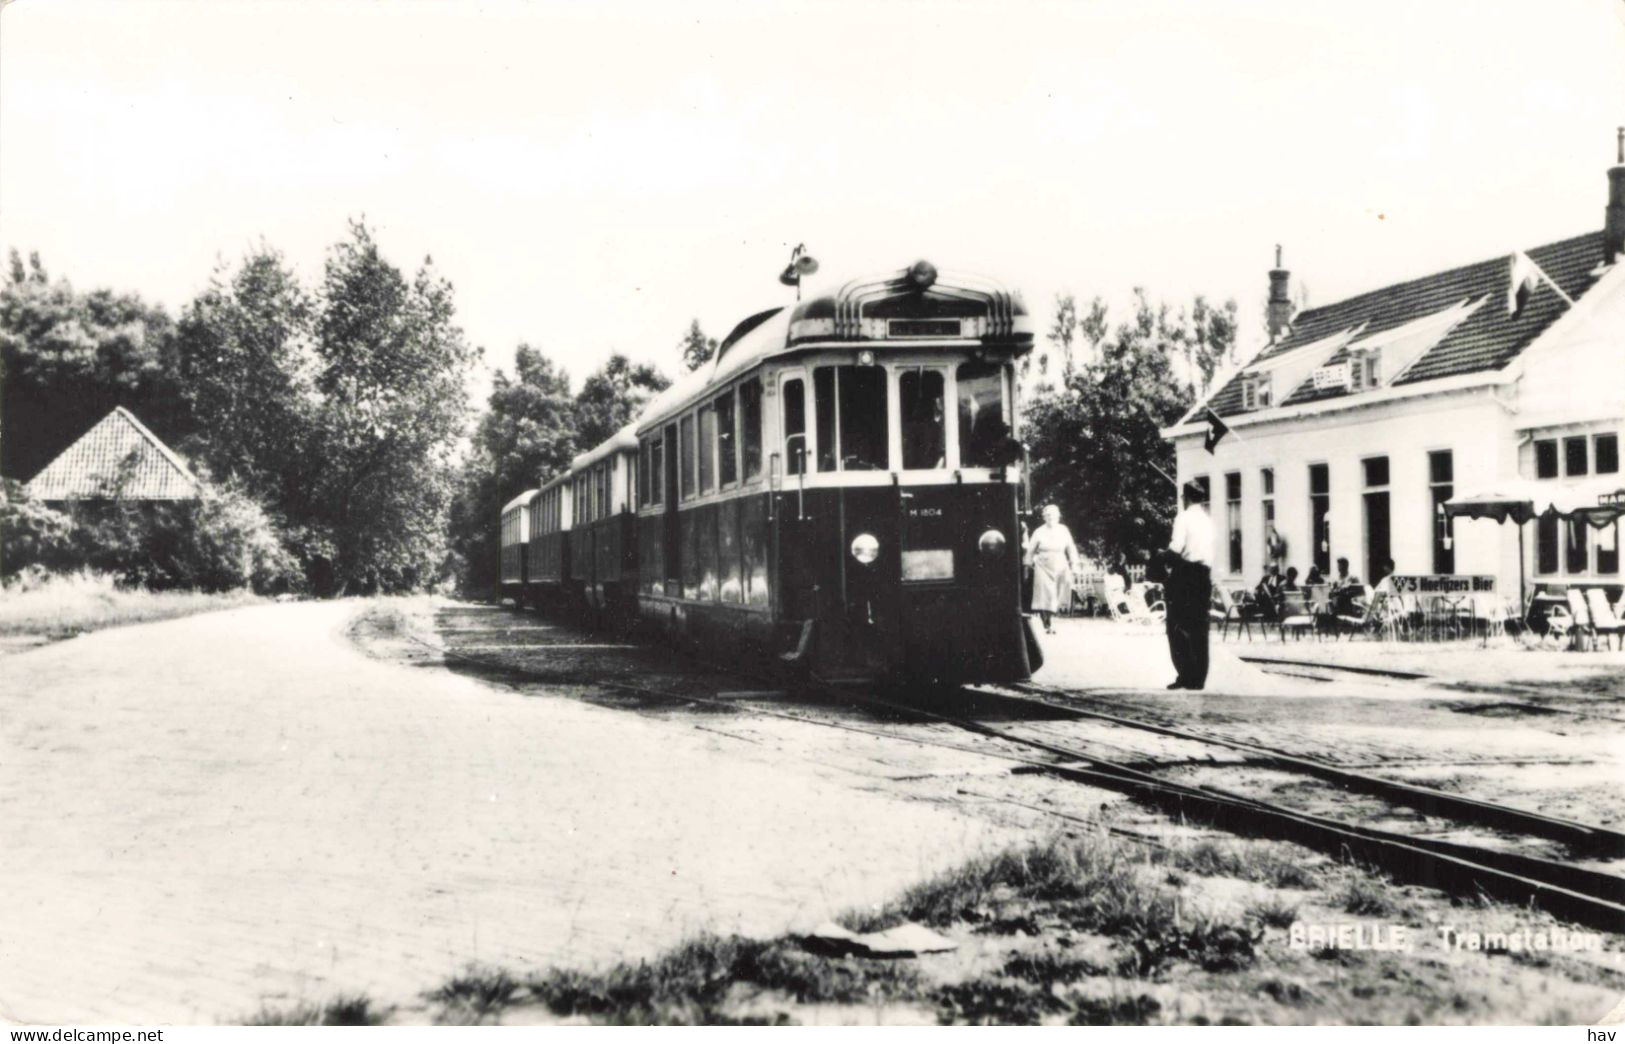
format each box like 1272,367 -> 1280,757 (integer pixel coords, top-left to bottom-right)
3,230 -> 1239,596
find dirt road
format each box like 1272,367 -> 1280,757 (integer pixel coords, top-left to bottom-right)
0,602 -> 1020,1024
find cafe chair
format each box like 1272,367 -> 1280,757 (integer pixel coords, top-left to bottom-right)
1277,589 -> 1316,641
1584,588 -> 1625,651
1334,585 -> 1376,639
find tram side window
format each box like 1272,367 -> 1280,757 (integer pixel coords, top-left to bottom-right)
740,378 -> 762,481
698,404 -> 716,493
957,361 -> 1010,467
899,369 -> 946,470
680,414 -> 696,499
814,365 -> 889,471
638,440 -> 651,506
716,392 -> 738,486
649,435 -> 664,506
783,377 -> 807,476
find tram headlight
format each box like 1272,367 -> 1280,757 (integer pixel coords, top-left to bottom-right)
978,529 -> 1007,556
850,532 -> 880,565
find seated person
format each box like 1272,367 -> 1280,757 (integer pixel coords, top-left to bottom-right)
1372,558 -> 1398,597
1329,556 -> 1364,613
1282,566 -> 1300,592
1253,563 -> 1285,619
1304,565 -> 1326,587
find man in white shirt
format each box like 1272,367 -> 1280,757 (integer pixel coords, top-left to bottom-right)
1164,482 -> 1214,690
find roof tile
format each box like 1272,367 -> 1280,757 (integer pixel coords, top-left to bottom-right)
24,407 -> 199,501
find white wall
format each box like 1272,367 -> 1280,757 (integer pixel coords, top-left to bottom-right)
1174,389 -> 1516,591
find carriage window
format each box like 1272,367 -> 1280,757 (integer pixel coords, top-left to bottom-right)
957,361 -> 1010,467
814,365 -> 889,471
715,392 -> 737,486
679,414 -> 696,498
899,369 -> 946,470
783,377 -> 807,476
698,404 -> 716,493
740,379 -> 762,481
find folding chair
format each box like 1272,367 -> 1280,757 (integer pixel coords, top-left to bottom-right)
1220,587 -> 1259,641
1565,588 -> 1598,651
1584,588 -> 1625,650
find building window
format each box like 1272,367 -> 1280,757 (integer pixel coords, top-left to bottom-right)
1535,439 -> 1558,479
1260,467 -> 1277,563
899,368 -> 946,470
1597,433 -> 1619,475
1599,523 -> 1620,575
1429,450 -> 1454,574
1537,515 -> 1559,575
679,413 -> 696,499
1349,350 -> 1380,391
783,377 -> 807,476
1560,517 -> 1586,572
715,392 -> 737,486
1565,436 -> 1589,477
740,378 -> 762,481
1565,518 -> 1589,574
1242,373 -> 1273,411
1309,463 -> 1330,574
698,404 -> 716,493
1362,456 -> 1391,585
1225,472 -> 1243,575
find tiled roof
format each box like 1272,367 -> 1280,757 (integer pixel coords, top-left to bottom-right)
1204,231 -> 1609,418
25,407 -> 200,501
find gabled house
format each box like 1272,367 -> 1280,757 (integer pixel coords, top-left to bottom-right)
1163,154 -> 1625,598
23,407 -> 200,504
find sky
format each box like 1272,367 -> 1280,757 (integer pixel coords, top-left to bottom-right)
3,0 -> 1623,392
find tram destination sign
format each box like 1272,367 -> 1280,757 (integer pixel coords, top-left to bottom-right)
1391,574 -> 1496,594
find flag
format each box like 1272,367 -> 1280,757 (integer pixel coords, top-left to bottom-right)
1507,251 -> 1539,316
1202,406 -> 1230,454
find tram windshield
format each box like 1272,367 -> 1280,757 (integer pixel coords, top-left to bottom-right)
899,369 -> 946,470
815,366 -> 888,471
957,361 -> 1011,467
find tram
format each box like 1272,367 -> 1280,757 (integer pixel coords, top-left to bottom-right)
499,259 -> 1042,685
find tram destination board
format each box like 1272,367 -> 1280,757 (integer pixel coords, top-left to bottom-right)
888,318 -> 962,337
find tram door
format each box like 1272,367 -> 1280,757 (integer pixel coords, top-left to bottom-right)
775,376 -> 818,622
662,423 -> 681,593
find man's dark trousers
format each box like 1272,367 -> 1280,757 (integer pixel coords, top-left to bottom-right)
1165,559 -> 1212,689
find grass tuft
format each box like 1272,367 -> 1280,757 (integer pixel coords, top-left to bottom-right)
244,994 -> 389,1026
431,965 -> 523,1022
1152,840 -> 1320,889
1246,895 -> 1302,929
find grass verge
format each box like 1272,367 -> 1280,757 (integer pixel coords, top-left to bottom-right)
0,570 -> 261,642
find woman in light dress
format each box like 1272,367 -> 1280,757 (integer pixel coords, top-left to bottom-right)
1024,503 -> 1078,635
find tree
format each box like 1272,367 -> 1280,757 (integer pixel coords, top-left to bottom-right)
1023,289 -> 1236,562
679,318 -> 717,372
0,251 -> 186,482
447,344 -> 580,595
573,353 -> 671,450
303,221 -> 477,594
173,245 -> 314,508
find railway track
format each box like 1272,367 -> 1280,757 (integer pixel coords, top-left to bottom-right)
414,604 -> 1625,934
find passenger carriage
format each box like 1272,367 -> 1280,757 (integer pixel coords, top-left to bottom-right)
524,472 -> 573,610
498,488 -> 538,603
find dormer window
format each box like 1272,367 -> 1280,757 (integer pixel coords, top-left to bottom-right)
1242,373 -> 1273,411
1348,348 -> 1382,391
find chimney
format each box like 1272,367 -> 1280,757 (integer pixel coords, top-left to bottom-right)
1607,127 -> 1625,264
1267,244 -> 1293,341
